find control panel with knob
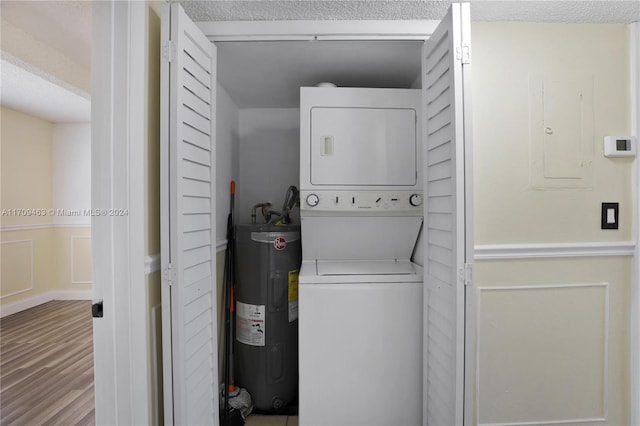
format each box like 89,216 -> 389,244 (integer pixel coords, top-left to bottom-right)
409,193 -> 423,207
300,190 -> 423,213
305,193 -> 320,207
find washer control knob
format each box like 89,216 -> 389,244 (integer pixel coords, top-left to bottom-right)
306,193 -> 320,207
409,193 -> 423,207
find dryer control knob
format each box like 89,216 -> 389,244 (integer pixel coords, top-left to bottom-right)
306,193 -> 320,207
409,193 -> 423,207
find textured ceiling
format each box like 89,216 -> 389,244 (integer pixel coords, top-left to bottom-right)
181,1 -> 640,24
472,1 -> 640,24
182,0 -> 451,21
0,0 -> 91,69
0,0 -> 91,122
1,0 -> 638,122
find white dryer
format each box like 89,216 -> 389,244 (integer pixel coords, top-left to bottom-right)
298,87 -> 424,426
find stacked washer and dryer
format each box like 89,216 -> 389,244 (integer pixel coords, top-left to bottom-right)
298,86 -> 424,425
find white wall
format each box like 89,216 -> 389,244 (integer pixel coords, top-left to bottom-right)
472,23 -> 632,245
216,83 -> 240,243
0,109 -> 92,314
471,22 -> 633,426
52,123 -> 91,225
215,83 -> 240,380
237,108 -> 300,225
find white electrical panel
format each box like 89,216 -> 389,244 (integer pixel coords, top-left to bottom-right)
604,136 -> 636,157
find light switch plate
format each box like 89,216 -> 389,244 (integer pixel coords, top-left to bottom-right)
601,202 -> 619,230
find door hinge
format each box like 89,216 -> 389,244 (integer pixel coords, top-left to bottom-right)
162,40 -> 175,63
163,263 -> 174,286
464,263 -> 473,286
461,43 -> 471,64
456,43 -> 471,65
459,264 -> 473,286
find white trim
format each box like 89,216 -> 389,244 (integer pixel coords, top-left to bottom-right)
478,418 -> 606,426
71,235 -> 93,284
0,239 -> 34,298
0,223 -> 51,231
128,2 -> 149,425
52,223 -> 91,229
55,290 -> 93,300
0,289 -> 93,318
216,239 -> 227,253
476,282 -> 610,426
197,19 -> 438,42
460,3 -> 476,424
0,223 -> 91,232
478,282 -> 609,291
91,1 -> 150,425
0,292 -> 52,317
144,253 -> 161,275
53,223 -> 92,229
151,303 -> 162,426
474,241 -> 636,260
629,21 -> 640,426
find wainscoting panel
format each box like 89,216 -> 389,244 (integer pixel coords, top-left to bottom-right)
0,240 -> 34,298
477,283 -> 609,426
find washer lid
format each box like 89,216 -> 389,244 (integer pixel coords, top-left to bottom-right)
317,259 -> 417,276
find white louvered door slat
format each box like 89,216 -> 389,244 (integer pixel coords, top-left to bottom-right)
422,3 -> 474,425
161,3 -> 218,425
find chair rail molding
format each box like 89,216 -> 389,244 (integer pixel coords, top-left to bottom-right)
474,241 -> 636,260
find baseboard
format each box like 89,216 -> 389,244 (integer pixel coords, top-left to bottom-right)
55,290 -> 93,300
0,290 -> 93,318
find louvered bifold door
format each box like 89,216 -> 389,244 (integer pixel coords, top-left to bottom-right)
161,3 -> 218,425
422,3 -> 474,426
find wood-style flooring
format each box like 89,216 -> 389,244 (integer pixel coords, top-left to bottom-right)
0,300 -> 95,425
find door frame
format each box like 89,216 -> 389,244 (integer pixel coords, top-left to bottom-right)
93,9 -> 640,425
197,20 -> 439,42
196,19 -> 477,425
91,1 -> 150,424
630,21 -> 640,426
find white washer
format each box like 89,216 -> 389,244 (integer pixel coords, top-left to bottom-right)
299,260 -> 423,426
298,218 -> 424,426
298,87 -> 424,425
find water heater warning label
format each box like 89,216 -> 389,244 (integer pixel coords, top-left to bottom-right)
236,302 -> 265,346
288,270 -> 299,322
